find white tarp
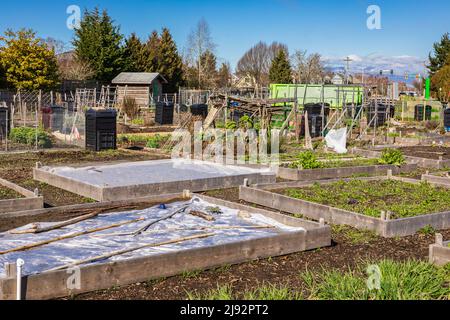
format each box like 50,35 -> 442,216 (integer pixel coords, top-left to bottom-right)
0,197 -> 303,276
325,128 -> 348,154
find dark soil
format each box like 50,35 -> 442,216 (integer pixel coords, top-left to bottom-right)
64,187 -> 449,300
0,149 -> 168,207
398,146 -> 450,160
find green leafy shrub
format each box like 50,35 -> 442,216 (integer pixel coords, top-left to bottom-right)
290,151 -> 323,169
9,127 -> 52,148
225,121 -> 237,130
379,148 -> 405,165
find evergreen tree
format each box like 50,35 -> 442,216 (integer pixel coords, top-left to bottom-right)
217,62 -> 232,88
269,49 -> 292,84
199,50 -> 217,88
428,32 -> 450,76
73,8 -> 125,82
143,31 -> 160,72
0,28 -> 59,90
123,33 -> 145,72
157,28 -> 184,92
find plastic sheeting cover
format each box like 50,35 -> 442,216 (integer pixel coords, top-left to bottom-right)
0,197 -> 303,276
325,128 -> 348,154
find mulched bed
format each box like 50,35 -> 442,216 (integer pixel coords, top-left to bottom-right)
398,146 -> 450,160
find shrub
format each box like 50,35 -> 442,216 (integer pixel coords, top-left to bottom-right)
9,127 -> 52,148
379,148 -> 405,165
290,150 -> 323,169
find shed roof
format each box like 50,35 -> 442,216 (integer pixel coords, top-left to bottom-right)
111,72 -> 168,85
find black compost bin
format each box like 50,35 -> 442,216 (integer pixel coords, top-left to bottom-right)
414,104 -> 432,121
444,108 -> 450,131
50,105 -> 65,132
155,102 -> 174,125
367,104 -> 388,127
304,103 -> 330,117
0,106 -> 11,140
190,104 -> 208,118
85,109 -> 117,151
300,114 -> 325,138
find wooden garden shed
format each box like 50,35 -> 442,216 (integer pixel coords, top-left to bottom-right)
112,72 -> 168,107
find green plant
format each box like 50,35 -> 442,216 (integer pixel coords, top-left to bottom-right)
146,134 -> 168,149
187,285 -> 234,300
379,148 -> 405,166
239,115 -> 253,129
418,225 -> 436,235
9,127 -> 52,148
243,284 -> 301,300
290,151 -> 323,169
225,121 -> 237,130
301,259 -> 450,300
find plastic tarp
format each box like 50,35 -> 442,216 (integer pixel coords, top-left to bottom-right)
325,127 -> 347,154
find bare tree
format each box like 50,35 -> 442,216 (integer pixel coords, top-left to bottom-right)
291,50 -> 325,84
236,41 -> 288,87
41,37 -> 69,55
57,52 -> 95,80
185,18 -> 216,88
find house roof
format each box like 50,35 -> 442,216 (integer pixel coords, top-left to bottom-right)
111,72 -> 168,85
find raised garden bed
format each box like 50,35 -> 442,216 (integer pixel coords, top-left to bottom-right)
0,177 -> 44,213
429,233 -> 450,266
278,161 -> 417,181
239,175 -> 450,237
0,192 -> 330,300
421,172 -> 450,187
352,146 -> 450,169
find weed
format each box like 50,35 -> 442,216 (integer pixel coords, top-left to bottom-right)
418,225 -> 436,236
301,259 -> 450,300
243,284 -> 302,300
332,225 -> 378,244
187,284 -> 234,300
181,270 -> 202,279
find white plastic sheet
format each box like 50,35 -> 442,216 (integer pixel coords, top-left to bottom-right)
0,197 -> 303,276
325,128 -> 348,154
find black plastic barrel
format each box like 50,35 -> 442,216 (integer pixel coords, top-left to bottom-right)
444,108 -> 450,131
155,102 -> 174,125
85,109 -> 117,151
414,105 -> 432,121
0,106 -> 10,140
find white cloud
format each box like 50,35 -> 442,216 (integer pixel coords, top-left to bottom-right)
323,54 -> 428,76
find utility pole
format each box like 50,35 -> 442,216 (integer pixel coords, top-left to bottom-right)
343,56 -> 353,84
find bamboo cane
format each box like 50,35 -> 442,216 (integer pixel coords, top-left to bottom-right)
44,232 -> 214,272
0,217 -> 145,255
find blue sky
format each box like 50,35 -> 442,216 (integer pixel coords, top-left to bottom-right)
0,0 -> 448,75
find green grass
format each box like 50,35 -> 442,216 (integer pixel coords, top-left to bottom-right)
301,260 -> 450,300
187,284 -> 301,300
187,260 -> 450,300
332,225 -> 378,244
284,179 -> 450,219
